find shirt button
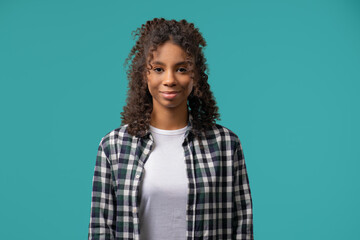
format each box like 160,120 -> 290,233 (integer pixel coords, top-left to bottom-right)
133,208 -> 137,213
136,175 -> 140,179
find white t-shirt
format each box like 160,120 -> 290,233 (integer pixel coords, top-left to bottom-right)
139,124 -> 188,240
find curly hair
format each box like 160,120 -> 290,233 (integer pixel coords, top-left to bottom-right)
121,17 -> 220,138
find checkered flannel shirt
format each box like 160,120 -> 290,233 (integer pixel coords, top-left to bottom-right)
88,116 -> 253,240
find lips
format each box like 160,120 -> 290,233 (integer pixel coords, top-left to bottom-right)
160,91 -> 179,100
160,91 -> 180,94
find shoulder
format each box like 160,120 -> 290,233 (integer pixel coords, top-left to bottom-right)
98,124 -> 136,154
202,123 -> 243,150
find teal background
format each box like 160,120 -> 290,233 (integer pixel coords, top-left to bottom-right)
1,0 -> 359,239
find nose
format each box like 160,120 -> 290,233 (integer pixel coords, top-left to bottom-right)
163,70 -> 177,86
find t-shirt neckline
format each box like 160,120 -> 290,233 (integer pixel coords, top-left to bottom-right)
149,124 -> 188,135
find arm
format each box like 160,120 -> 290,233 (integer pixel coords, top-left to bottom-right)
233,142 -> 254,239
88,140 -> 117,240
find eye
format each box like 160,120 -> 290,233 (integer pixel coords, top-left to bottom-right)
178,67 -> 187,73
153,67 -> 163,73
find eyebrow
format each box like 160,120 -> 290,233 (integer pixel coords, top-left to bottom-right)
151,61 -> 189,66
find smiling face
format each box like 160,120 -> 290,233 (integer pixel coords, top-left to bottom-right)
145,40 -> 194,115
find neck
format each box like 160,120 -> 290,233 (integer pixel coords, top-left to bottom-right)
150,106 -> 189,130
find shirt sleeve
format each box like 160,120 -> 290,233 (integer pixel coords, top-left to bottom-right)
88,140 -> 117,240
233,142 -> 254,240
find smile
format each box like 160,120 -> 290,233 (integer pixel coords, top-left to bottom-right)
160,91 -> 179,100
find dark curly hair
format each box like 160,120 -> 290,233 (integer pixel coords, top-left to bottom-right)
121,17 -> 220,138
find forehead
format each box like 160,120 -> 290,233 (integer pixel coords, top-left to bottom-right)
148,41 -> 191,63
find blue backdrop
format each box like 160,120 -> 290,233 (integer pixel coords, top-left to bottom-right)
1,0 -> 359,239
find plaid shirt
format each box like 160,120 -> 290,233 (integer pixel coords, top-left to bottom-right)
88,115 -> 253,239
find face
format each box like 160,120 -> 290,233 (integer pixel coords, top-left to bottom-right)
146,41 -> 194,114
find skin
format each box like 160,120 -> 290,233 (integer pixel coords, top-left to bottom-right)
146,40 -> 194,130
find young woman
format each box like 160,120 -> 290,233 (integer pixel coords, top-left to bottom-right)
88,18 -> 253,240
